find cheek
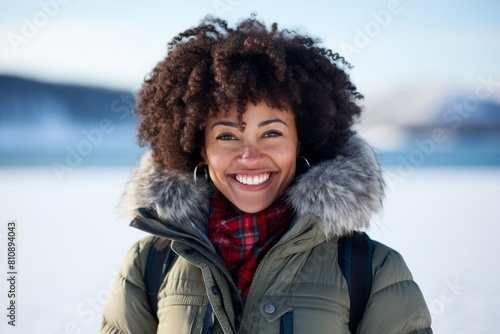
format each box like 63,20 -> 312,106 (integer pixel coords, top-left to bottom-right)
205,148 -> 230,177
275,146 -> 298,174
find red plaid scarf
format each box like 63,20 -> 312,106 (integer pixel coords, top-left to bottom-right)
208,192 -> 293,297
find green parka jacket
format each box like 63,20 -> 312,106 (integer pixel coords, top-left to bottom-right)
100,136 -> 432,334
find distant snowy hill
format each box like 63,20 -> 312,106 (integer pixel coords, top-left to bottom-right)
355,86 -> 500,166
0,75 -> 144,167
0,75 -> 138,124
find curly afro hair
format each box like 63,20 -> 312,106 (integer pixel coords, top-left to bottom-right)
135,15 -> 363,174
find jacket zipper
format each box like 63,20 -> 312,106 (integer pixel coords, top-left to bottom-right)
238,240 -> 287,331
238,222 -> 317,332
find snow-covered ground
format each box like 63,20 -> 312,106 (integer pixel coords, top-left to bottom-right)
0,166 -> 499,333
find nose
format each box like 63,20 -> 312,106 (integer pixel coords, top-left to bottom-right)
237,145 -> 265,167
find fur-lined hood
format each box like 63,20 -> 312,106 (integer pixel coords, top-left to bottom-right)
122,135 -> 385,238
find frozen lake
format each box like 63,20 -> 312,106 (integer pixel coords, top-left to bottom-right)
0,165 -> 499,333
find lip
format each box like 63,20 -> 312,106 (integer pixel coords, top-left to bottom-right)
229,172 -> 277,191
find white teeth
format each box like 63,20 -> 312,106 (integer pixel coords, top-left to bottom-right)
235,173 -> 270,185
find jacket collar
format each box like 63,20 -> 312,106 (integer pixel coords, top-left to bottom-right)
121,135 -> 385,239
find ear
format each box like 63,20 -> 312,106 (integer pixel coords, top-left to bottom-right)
200,145 -> 207,163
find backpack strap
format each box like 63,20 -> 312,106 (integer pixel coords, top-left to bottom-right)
338,231 -> 374,333
144,236 -> 177,319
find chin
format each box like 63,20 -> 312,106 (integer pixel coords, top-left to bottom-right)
233,200 -> 274,214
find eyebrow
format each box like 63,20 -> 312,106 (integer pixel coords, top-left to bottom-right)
210,118 -> 287,130
259,119 -> 288,127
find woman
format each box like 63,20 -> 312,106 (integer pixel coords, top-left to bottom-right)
101,15 -> 432,333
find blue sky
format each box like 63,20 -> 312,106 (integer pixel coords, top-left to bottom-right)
1,0 -> 499,97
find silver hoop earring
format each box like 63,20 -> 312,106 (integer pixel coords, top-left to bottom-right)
193,163 -> 208,185
296,156 -> 311,175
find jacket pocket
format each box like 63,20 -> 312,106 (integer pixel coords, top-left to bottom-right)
259,294 -> 350,334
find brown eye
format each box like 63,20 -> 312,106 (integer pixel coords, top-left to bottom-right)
216,133 -> 237,140
262,131 -> 282,138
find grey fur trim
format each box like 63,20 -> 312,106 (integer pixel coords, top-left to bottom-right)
286,135 -> 385,237
121,135 -> 384,238
121,152 -> 211,230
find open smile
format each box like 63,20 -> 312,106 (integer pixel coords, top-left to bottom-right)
234,173 -> 271,185
230,172 -> 277,188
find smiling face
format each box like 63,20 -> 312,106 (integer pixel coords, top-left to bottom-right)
201,101 -> 299,213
